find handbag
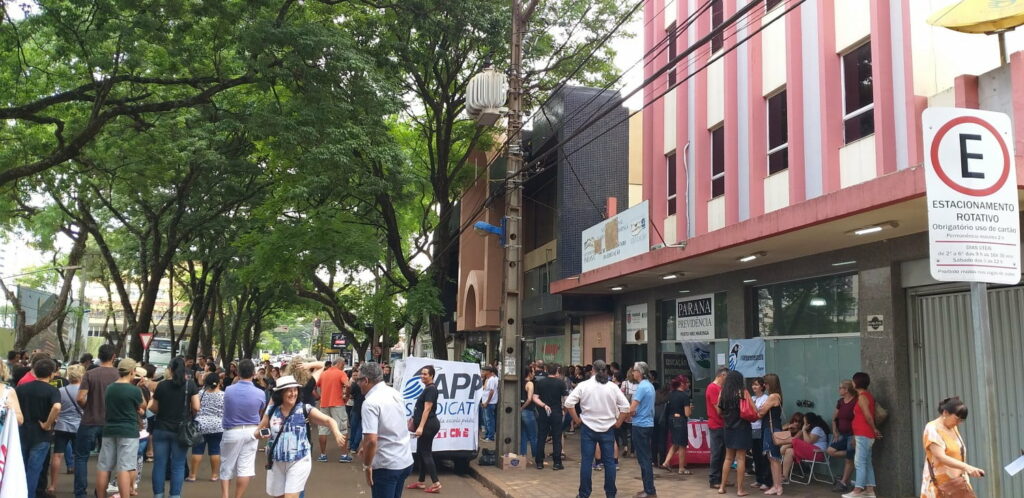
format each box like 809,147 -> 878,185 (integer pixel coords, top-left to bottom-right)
176,383 -> 203,447
769,411 -> 792,446
740,398 -> 759,423
927,431 -> 976,498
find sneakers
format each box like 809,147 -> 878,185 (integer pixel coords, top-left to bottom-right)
339,454 -> 353,463
317,454 -> 329,463
841,491 -> 875,498
615,458 -> 620,470
593,462 -> 603,471
832,480 -> 852,493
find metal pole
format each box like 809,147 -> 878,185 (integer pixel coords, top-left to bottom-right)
969,281 -> 1001,496
497,0 -> 527,466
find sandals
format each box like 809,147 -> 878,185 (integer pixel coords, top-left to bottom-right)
425,483 -> 443,493
406,482 -> 426,490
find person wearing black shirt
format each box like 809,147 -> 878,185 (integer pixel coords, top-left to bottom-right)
661,375 -> 692,474
348,370 -> 366,453
16,358 -> 61,497
532,363 -> 566,470
407,365 -> 442,492
148,357 -> 200,498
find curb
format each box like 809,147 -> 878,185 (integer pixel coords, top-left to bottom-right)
468,465 -> 515,498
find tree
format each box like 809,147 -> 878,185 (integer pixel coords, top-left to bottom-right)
288,338 -> 302,354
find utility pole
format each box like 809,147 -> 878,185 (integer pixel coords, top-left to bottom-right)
497,0 -> 538,466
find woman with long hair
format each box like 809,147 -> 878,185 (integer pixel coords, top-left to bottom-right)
188,373 -> 225,482
284,357 -> 324,406
717,370 -> 753,496
254,375 -> 346,498
757,373 -> 785,496
827,380 -> 858,492
782,412 -> 831,479
519,367 -> 538,464
407,365 -> 443,493
920,397 -> 984,498
149,356 -> 200,498
660,375 -> 692,475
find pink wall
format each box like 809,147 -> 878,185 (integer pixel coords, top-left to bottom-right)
455,152 -> 503,332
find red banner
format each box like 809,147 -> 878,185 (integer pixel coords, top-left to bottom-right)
666,420 -> 711,465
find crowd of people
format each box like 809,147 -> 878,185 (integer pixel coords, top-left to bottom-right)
0,348 -> 431,498
509,360 -> 986,498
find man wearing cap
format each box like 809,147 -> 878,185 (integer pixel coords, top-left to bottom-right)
220,359 -> 267,498
356,362 -> 413,497
95,358 -> 145,498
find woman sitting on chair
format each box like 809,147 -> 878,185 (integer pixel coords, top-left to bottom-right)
782,412 -> 831,480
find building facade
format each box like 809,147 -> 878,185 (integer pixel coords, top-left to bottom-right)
551,1 -> 1024,496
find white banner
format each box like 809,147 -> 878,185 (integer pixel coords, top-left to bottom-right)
676,294 -> 715,341
625,304 -> 648,344
0,388 -> 27,497
399,357 -> 482,452
582,201 -> 649,273
681,342 -> 713,381
728,338 -> 766,378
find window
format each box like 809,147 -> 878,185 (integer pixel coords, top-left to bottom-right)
755,273 -> 859,336
710,0 -> 724,53
667,23 -> 677,86
710,126 -> 725,198
666,152 -> 677,216
767,90 -> 788,174
766,0 -> 783,11
842,41 -> 874,143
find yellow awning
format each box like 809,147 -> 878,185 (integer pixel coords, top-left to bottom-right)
928,0 -> 1024,34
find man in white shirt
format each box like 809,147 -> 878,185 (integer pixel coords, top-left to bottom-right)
481,366 -> 499,441
357,362 -> 413,498
565,360 -> 630,498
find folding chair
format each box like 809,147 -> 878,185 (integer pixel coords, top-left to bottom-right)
789,448 -> 834,485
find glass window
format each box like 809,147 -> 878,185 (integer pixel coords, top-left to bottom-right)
524,262 -> 552,300
767,90 -> 788,174
711,0 -> 724,53
666,152 -> 677,216
711,126 -> 725,198
755,273 -> 860,336
667,22 -> 677,87
842,41 -> 874,143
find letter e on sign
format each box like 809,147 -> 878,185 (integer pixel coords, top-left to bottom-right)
923,107 -> 1021,285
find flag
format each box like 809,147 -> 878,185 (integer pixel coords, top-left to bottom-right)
0,387 -> 27,497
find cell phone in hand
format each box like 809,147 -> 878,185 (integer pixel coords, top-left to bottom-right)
260,428 -> 271,438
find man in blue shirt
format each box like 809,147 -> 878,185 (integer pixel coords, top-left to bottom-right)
220,359 -> 267,498
629,362 -> 657,498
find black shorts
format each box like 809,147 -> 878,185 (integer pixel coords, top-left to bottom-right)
669,417 -> 688,447
54,430 -> 75,453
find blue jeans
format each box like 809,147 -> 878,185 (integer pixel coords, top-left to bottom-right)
632,425 -> 656,495
350,408 -> 364,451
520,409 -> 538,457
853,436 -> 876,489
74,424 -> 103,498
483,404 -> 497,440
24,441 -> 50,496
579,424 -> 617,498
151,429 -> 188,498
371,465 -> 413,498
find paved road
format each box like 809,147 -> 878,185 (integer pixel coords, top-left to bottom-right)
49,445 -> 496,497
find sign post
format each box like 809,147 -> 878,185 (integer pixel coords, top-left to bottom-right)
924,107 -> 1021,497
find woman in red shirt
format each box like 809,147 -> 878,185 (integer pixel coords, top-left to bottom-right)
843,372 -> 880,498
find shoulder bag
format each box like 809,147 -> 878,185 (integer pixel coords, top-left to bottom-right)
64,386 -> 82,417
927,430 -> 975,498
740,396 -> 760,423
265,403 -> 311,469
176,383 -> 203,447
769,409 -> 792,446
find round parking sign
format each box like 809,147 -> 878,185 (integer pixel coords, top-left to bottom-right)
928,115 -> 1011,197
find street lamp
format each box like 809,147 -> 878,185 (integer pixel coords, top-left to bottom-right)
473,219 -> 507,246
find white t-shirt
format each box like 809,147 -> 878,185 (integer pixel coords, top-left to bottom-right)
809,426 -> 828,452
751,394 -> 768,431
563,378 -> 630,433
484,376 -> 499,405
361,383 -> 414,471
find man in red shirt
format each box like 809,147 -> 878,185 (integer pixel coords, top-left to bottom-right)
705,367 -> 729,489
316,358 -> 351,462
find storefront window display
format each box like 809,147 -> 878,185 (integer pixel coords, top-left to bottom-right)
755,273 -> 859,336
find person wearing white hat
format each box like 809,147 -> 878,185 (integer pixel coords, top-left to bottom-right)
255,374 -> 346,497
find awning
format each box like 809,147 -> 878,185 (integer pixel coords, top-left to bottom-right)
927,0 -> 1024,34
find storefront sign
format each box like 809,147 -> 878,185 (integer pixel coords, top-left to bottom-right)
581,200 -> 649,273
534,336 -> 564,364
923,108 -> 1020,285
728,338 -> 765,377
676,293 -> 714,341
662,352 -> 688,384
571,333 -> 581,365
399,357 -> 482,452
625,304 -> 648,344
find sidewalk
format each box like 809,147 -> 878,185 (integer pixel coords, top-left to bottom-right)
470,431 -> 839,498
